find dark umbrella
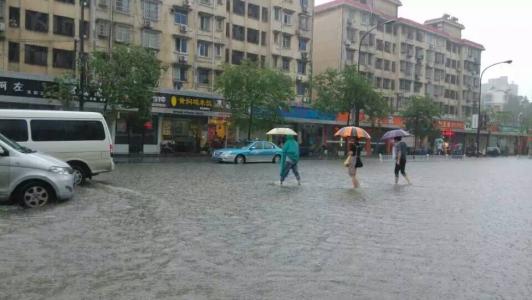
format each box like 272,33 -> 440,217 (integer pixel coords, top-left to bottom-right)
381,129 -> 411,140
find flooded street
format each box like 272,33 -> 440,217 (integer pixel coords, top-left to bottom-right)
1,158 -> 531,299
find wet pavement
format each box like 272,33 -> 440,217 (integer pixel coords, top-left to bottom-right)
1,157 -> 531,299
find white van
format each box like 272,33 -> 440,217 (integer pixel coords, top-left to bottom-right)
0,110 -> 114,185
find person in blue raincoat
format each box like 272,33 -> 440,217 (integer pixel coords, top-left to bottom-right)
280,135 -> 301,185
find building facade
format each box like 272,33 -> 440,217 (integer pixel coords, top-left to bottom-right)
313,0 -> 484,121
481,76 -> 519,112
0,0 -> 314,154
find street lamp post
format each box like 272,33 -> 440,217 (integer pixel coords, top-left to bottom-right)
353,19 -> 395,126
476,60 -> 512,156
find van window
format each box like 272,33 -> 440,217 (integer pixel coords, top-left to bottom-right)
0,119 -> 29,142
31,120 -> 105,141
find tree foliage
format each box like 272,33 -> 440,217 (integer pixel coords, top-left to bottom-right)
313,65 -> 385,126
215,60 -> 294,140
90,45 -> 166,120
44,72 -> 78,109
401,96 -> 441,149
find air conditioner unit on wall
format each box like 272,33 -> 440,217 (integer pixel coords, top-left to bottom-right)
0,23 -> 5,32
180,24 -> 188,33
143,20 -> 152,28
179,55 -> 188,63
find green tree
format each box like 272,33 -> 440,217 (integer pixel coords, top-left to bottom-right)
90,45 -> 166,119
215,60 -> 294,140
44,72 -> 79,109
401,96 -> 441,151
313,65 -> 382,126
89,45 -> 166,152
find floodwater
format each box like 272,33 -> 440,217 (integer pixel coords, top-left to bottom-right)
1,157 -> 531,299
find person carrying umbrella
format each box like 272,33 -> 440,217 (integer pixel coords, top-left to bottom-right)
280,135 -> 301,185
345,139 -> 363,188
394,136 -> 412,185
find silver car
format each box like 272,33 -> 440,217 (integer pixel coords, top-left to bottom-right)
0,133 -> 75,208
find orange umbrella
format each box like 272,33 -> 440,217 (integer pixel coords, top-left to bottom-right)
334,126 -> 371,139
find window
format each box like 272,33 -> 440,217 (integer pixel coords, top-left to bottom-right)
80,20 -> 90,39
384,41 -> 391,53
53,15 -> 75,36
231,50 -> 244,65
283,11 -> 292,25
215,44 -> 223,57
115,0 -> 130,13
175,37 -> 187,53
0,120 -> 28,142
282,34 -> 291,49
262,7 -> 268,22
115,24 -> 132,43
173,66 -> 187,82
297,60 -> 306,74
247,28 -> 259,44
247,53 -> 258,63
31,120 -> 105,141
233,0 -> 245,15
53,49 -> 75,69
274,7 -> 281,21
197,41 -> 209,57
142,30 -> 160,49
200,14 -> 211,31
282,57 -> 290,71
8,42 -> 20,63
142,0 -> 159,21
299,15 -> 310,31
25,10 -> 49,33
199,0 -> 212,5
298,38 -> 308,51
175,9 -> 188,25
96,20 -> 110,37
215,17 -> 223,32
248,3 -> 260,20
25,45 -> 48,66
197,68 -> 210,84
261,31 -> 267,46
296,81 -> 306,95
56,0 -> 75,4
232,25 -> 245,41
9,7 -> 20,28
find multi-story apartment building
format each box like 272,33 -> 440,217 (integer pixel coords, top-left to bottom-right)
481,76 -> 518,112
313,0 -> 484,121
0,0 -> 314,154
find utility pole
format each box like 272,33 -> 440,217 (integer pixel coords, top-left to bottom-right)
79,0 -> 87,111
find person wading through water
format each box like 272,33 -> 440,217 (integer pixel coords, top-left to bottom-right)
280,135 -> 301,185
394,136 -> 412,185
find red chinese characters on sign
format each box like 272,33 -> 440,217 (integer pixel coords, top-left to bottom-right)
437,120 -> 465,130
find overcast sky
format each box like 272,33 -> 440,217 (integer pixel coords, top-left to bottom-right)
315,0 -> 532,99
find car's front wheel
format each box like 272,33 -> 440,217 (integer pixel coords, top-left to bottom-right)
272,155 -> 281,163
235,155 -> 246,164
16,181 -> 54,208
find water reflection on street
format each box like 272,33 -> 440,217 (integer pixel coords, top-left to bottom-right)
1,158 -> 531,299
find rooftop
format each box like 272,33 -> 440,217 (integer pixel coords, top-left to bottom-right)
315,0 -> 485,50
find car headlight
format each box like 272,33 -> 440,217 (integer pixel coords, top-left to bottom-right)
49,166 -> 72,175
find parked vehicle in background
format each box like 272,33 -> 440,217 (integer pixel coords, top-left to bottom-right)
486,146 -> 501,157
0,110 -> 114,185
212,141 -> 282,164
0,133 -> 74,208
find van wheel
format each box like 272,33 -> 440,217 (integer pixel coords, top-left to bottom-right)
17,181 -> 54,208
70,164 -> 87,185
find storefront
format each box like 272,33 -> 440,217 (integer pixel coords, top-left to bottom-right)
0,72 -> 62,110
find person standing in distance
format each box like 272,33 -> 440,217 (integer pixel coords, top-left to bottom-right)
280,135 -> 301,185
394,136 -> 411,185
